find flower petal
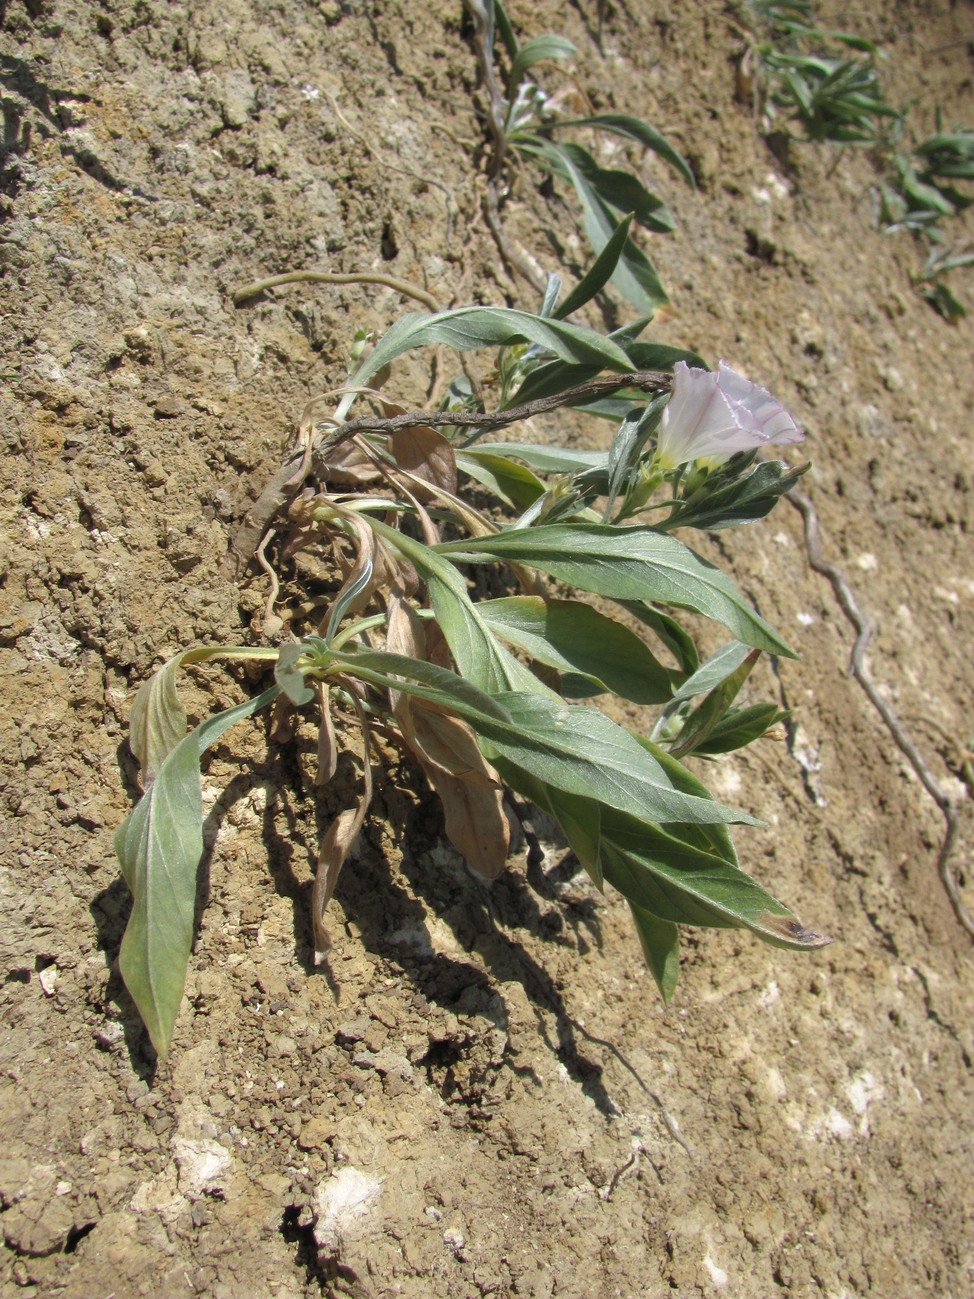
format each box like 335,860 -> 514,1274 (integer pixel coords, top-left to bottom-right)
656,361 -> 805,467
717,361 -> 805,446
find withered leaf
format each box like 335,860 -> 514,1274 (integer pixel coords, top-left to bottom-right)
391,423 -> 458,499
429,769 -> 510,880
394,698 -> 509,880
312,718 -> 374,962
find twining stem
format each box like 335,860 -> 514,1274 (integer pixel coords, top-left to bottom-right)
232,370 -> 672,569
787,487 -> 973,938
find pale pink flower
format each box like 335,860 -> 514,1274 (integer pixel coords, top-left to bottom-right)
656,361 -> 805,469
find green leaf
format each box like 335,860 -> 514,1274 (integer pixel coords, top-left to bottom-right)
486,692 -> 755,827
604,396 -> 666,520
275,644 -> 315,706
693,704 -> 789,755
665,640 -> 751,708
668,649 -> 760,759
493,0 -> 520,60
477,595 -> 674,703
625,341 -> 709,371
630,732 -> 739,863
544,112 -> 695,185
555,212 -> 634,319
343,307 -> 634,416
508,33 -> 575,92
128,653 -> 190,785
505,339 -> 703,413
116,686 -> 280,1057
553,143 -> 675,232
331,648 -> 752,827
434,524 -> 795,656
527,139 -> 669,315
598,804 -> 830,950
661,460 -> 808,533
622,603 -> 699,674
495,752 -> 827,955
538,272 -> 562,318
365,516 -> 545,695
469,442 -> 608,474
129,645 -> 280,783
455,450 -> 546,511
628,902 -> 680,1002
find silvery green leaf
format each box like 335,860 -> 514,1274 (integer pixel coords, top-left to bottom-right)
628,903 -> 680,1003
598,804 -> 830,950
466,443 -> 607,474
455,451 -> 546,511
554,212 -> 634,319
116,685 -> 280,1057
366,517 -> 547,695
129,645 -> 279,784
332,648 -> 750,827
508,33 -> 576,93
692,704 -> 790,755
340,306 -> 633,421
275,645 -> 314,706
526,139 -> 668,315
665,641 -> 752,709
546,112 -> 695,185
477,595 -> 674,703
435,524 -> 795,656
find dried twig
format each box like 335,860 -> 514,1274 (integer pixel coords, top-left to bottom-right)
232,269 -> 441,311
232,370 -> 672,568
787,487 -> 973,937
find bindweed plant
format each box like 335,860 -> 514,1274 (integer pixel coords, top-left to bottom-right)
878,124 -> 974,321
737,1 -> 974,316
116,238 -> 827,1058
463,0 -> 693,315
735,1 -> 888,143
912,244 -> 974,325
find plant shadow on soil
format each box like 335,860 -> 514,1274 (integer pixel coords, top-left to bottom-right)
92,724 -> 657,1115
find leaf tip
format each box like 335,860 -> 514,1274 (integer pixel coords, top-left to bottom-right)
759,911 -> 832,949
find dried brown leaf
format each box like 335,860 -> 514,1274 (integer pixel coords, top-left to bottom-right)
393,700 -> 509,878
429,770 -> 510,880
315,684 -> 338,785
391,423 -> 458,499
312,712 -> 373,962
386,588 -> 426,659
320,437 -> 382,486
330,510 -> 378,619
408,704 -> 500,785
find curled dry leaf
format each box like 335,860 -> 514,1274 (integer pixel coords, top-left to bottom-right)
312,709 -> 374,962
380,398 -> 459,500
330,510 -> 379,620
385,586 -> 427,709
401,701 -> 501,784
385,586 -> 509,878
422,761 -> 511,880
316,683 -> 338,785
424,619 -> 453,670
319,436 -> 382,486
396,700 -> 510,879
391,423 -> 459,499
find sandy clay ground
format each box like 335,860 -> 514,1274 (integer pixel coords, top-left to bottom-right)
2,0 -> 973,1295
